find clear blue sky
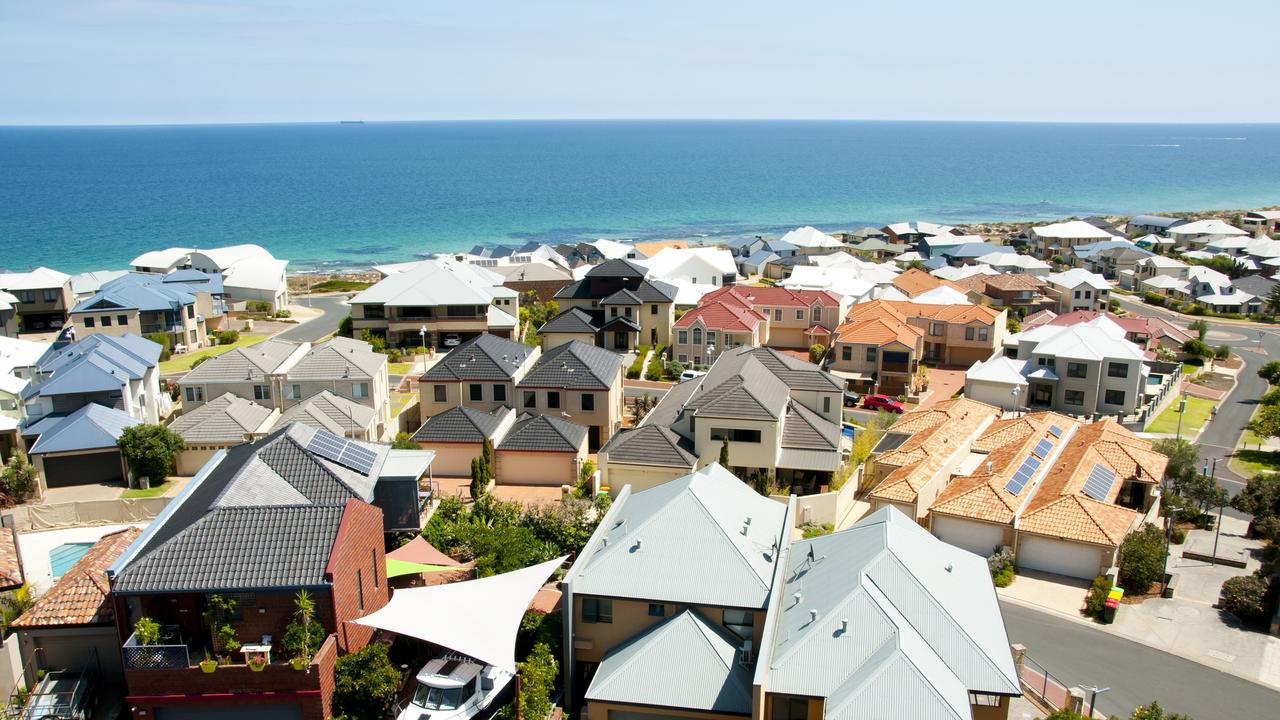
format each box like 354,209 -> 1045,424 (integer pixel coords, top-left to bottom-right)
3,1 -> 1277,125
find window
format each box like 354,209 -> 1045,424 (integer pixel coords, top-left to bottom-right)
581,393 -> 595,411
119,315 -> 129,326
709,428 -> 762,443
694,357 -> 702,366
692,328 -> 702,345
493,384 -> 506,402
1064,390 -> 1085,406
582,597 -> 612,623
795,309 -> 805,320
1107,362 -> 1129,378
969,693 -> 1002,707
979,327 -> 989,341
610,307 -> 618,317
678,330 -> 688,344
723,609 -> 754,639
43,289 -> 58,303
650,304 -> 657,315
1037,357 -> 1056,369
83,316 -> 94,328
371,549 -> 379,588
773,309 -> 782,321
101,315 -> 112,327
184,386 -> 204,403
648,603 -> 665,617
624,307 -> 632,317
965,326 -> 974,341
706,331 -> 716,346
1084,290 -> 1092,299
547,391 -> 560,409
811,307 -> 821,323
523,390 -> 537,409
433,385 -> 447,402
930,322 -> 943,336
469,383 -> 483,401
823,396 -> 831,414
284,384 -> 301,400
1074,290 -> 1082,299
678,354 -> 688,363
353,382 -> 370,399
865,347 -> 877,362
186,305 -> 195,319
772,697 -> 807,720
1104,389 -> 1126,406
1066,362 -> 1088,379
841,346 -> 852,361
356,569 -> 364,611
253,385 -> 271,400
189,329 -> 197,343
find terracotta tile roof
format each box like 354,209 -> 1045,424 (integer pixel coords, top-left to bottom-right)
701,285 -> 842,309
1018,496 -> 1138,547
953,275 -> 992,294
845,299 -> 1002,326
835,315 -> 924,348
892,268 -> 945,297
12,527 -> 141,628
1022,309 -> 1058,328
1033,310 -> 1192,346
869,399 -> 1000,504
674,301 -> 766,332
633,239 -> 689,257
0,528 -> 22,590
982,274 -> 1047,292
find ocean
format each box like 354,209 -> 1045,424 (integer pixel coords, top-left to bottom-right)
2,120 -> 1279,274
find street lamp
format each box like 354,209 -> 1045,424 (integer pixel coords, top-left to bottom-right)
706,344 -> 717,370
419,325 -> 428,361
1084,686 -> 1110,717
1175,392 -> 1188,440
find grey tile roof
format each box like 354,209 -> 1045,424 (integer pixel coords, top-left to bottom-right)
634,279 -> 679,302
518,340 -> 622,390
566,464 -> 786,607
422,334 -> 534,382
412,405 -> 505,444
169,393 -> 276,445
539,307 -> 602,334
180,338 -> 302,384
600,288 -> 642,305
253,432 -> 364,505
278,390 -> 377,435
585,609 -> 753,714
585,259 -> 649,278
642,377 -> 700,429
497,414 -> 587,452
684,355 -> 791,420
781,400 -> 839,450
765,507 -> 1021,711
599,425 -> 696,468
288,337 -> 385,380
1234,274 -> 1278,298
110,505 -> 345,593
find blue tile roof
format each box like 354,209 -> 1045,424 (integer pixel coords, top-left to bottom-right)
72,271 -> 219,314
27,403 -> 140,455
23,334 -> 160,401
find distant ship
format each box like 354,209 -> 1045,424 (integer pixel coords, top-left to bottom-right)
339,120 -> 365,124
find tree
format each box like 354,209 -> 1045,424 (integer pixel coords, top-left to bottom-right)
282,589 -> 325,664
459,523 -> 549,577
509,642 -> 557,720
1150,439 -> 1198,488
481,437 -> 494,479
1268,284 -> 1280,316
359,327 -> 386,353
1130,702 -> 1194,720
1213,345 -> 1230,361
574,458 -> 596,498
1180,339 -> 1212,360
390,432 -> 418,449
0,451 -> 37,503
1118,523 -> 1166,593
117,424 -> 185,485
1246,405 -> 1280,443
470,457 -> 488,500
719,437 -> 730,467
1221,575 -> 1269,623
1188,318 -> 1209,342
332,642 -> 400,720
337,314 -> 353,338
1231,473 -> 1280,520
1258,361 -> 1280,385
808,343 -> 826,364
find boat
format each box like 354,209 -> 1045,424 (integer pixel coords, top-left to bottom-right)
339,120 -> 365,124
396,655 -> 514,720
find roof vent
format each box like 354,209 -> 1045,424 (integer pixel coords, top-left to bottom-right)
945,563 -> 954,573
741,522 -> 749,536
840,618 -> 849,633
633,538 -> 642,550
601,537 -> 608,547
809,609 -> 818,623
986,461 -> 994,473
792,591 -> 803,606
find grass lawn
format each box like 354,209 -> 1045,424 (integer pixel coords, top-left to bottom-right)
390,390 -> 417,417
388,362 -> 414,376
160,334 -> 268,374
1231,450 -> 1280,477
308,279 -> 372,293
122,480 -> 172,498
1146,395 -> 1214,435
1182,362 -> 1203,377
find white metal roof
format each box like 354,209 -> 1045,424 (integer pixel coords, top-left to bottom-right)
0,267 -> 71,291
911,286 -> 973,305
1167,218 -> 1247,236
1046,268 -> 1111,290
1031,220 -> 1116,240
1030,319 -> 1144,361
778,226 -> 843,249
966,356 -> 1029,386
129,247 -> 193,269
352,258 -> 507,306
1139,275 -> 1186,290
223,258 -> 289,293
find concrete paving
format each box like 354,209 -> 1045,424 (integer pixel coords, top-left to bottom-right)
997,570 -> 1090,616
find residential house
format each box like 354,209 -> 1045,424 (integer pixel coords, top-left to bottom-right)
929,413 -> 1165,579
0,291 -> 18,338
494,413 -> 589,486
10,528 -> 142,689
488,260 -> 575,303
179,336 -> 391,438
677,285 -> 846,357
973,315 -> 1147,416
1126,215 -> 1187,237
672,302 -> 767,369
68,270 -> 130,304
881,220 -> 958,246
955,274 -> 1054,314
167,393 -> 280,474
132,245 -> 290,310
411,405 -> 517,476
1166,218 -> 1248,248
350,258 -> 519,349
418,333 -> 539,419
828,309 -> 925,396
0,267 -> 74,331
130,248 -> 193,274
548,259 -> 678,350
846,237 -> 909,261
20,334 -> 163,491
738,250 -> 781,277
1044,268 -> 1111,313
108,424 -> 432,720
1243,210 -> 1280,235
776,254 -> 897,301
1022,310 -> 1193,356
277,390 -> 381,441
1,335 -> 50,460
643,247 -> 739,287
70,271 -> 227,352
1028,220 -> 1118,259
1069,241 -> 1152,279
918,234 -> 987,260
937,242 -> 1008,265
845,299 -> 1007,367
724,236 -> 767,260
1134,255 -> 1190,287
975,252 -> 1052,276
1205,234 -> 1280,267
759,254 -> 812,281
774,226 -> 845,255
839,225 -> 890,244
597,423 -> 697,495
561,463 -> 1022,720
1234,275 -> 1279,305
515,340 -> 625,451
642,346 -> 843,488
557,239 -> 646,267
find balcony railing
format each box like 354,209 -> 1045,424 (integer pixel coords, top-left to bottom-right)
881,362 -> 910,374
122,629 -> 190,670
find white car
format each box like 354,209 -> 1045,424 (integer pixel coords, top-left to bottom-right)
679,369 -> 707,381
397,657 -> 513,720
442,334 -> 462,347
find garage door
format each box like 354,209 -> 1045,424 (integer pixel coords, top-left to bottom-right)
41,451 -> 123,488
933,516 -> 1004,558
1017,536 -> 1105,579
157,704 -> 303,720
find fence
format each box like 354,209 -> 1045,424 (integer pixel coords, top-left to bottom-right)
4,496 -> 171,532
1015,645 -> 1104,718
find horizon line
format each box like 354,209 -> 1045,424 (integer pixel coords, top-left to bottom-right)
3,117 -> 1280,130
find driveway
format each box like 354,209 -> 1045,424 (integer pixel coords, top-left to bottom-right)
997,570 -> 1089,616
275,294 -> 351,342
917,366 -> 966,408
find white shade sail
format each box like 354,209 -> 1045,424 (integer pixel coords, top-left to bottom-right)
354,556 -> 566,670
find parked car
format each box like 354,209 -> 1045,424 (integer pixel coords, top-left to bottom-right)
442,334 -> 462,347
679,369 -> 707,381
843,391 -> 860,408
862,394 -> 905,413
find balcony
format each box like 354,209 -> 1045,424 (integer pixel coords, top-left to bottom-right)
881,362 -> 910,374
122,627 -> 190,670
123,632 -> 337,696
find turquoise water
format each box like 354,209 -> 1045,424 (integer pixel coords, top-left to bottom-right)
2,121 -> 1279,274
49,541 -> 93,577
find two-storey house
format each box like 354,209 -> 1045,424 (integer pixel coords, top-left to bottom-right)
1044,268 -> 1111,313
0,267 -> 74,331
70,271 -> 227,352
545,259 -> 678,351
954,274 -> 1054,314
671,302 -> 767,368
1028,220 -> 1118,259
683,285 -> 846,354
418,333 -> 539,419
515,340 -> 624,451
844,299 -> 1006,368
828,309 -> 925,396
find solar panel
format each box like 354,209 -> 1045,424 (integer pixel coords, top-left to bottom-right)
307,429 -> 378,475
1048,424 -> 1063,438
306,431 -> 346,464
339,442 -> 378,475
1004,455 -> 1042,495
1031,438 -> 1054,459
1082,464 -> 1117,501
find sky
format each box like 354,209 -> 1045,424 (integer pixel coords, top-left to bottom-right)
3,1 -> 1278,125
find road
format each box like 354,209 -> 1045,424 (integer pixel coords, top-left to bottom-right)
1001,600 -> 1280,719
276,294 -> 350,342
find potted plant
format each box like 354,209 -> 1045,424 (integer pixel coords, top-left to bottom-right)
133,617 -> 162,646
282,589 -> 324,673
199,650 -> 217,674
247,656 -> 267,672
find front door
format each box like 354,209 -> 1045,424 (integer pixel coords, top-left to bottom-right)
650,327 -> 657,344
1031,383 -> 1053,407
613,331 -> 629,350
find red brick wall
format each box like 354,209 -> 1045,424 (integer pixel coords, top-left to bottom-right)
326,500 -> 390,653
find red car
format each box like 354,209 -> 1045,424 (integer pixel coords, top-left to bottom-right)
862,394 -> 906,413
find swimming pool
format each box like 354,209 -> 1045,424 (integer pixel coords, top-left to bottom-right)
49,542 -> 94,578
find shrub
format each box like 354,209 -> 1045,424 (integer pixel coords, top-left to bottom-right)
273,308 -> 292,318
1143,292 -> 1168,307
246,300 -> 271,313
987,546 -> 1015,577
1181,339 -> 1212,359
1221,575 -> 1268,622
1252,516 -> 1280,543
282,589 -> 325,661
1260,361 -> 1280,385
390,432 -> 418,450
1232,472 -> 1280,520
1084,575 -> 1111,619
0,452 -> 38,503
189,354 -> 212,369
1118,523 -> 1166,594
668,361 -> 686,379
117,424 -> 186,484
338,315 -> 354,338
993,567 -> 1015,587
1170,527 -> 1186,544
1262,388 -> 1280,407
133,617 -> 162,645
808,344 -> 827,364
333,642 -> 400,720
801,522 -> 834,539
1130,701 -> 1195,720
215,329 -> 240,345
1214,345 -> 1230,361
626,346 -> 649,379
646,346 -> 666,380
502,642 -> 557,720
358,328 -> 385,353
